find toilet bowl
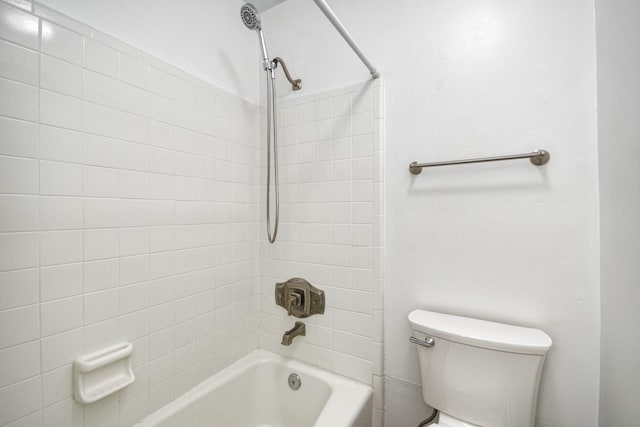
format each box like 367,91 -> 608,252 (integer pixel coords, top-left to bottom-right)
409,310 -> 552,427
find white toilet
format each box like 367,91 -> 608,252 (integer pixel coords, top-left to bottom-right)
408,310 -> 552,427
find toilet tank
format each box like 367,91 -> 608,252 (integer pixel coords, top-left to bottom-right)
409,310 -> 552,427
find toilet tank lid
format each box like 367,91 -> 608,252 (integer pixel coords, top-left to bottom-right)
409,310 -> 552,355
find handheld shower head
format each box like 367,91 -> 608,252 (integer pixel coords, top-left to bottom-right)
240,3 -> 261,31
240,3 -> 271,71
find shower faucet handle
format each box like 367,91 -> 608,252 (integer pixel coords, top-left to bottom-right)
288,290 -> 304,316
275,278 -> 325,318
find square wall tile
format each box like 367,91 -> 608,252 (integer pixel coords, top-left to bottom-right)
0,116 -> 38,159
0,340 -> 40,388
0,268 -> 38,310
84,38 -> 118,78
0,195 -> 38,232
40,263 -> 83,302
0,78 -> 38,121
40,196 -> 83,231
41,328 -> 83,371
0,232 -> 38,271
83,69 -> 118,107
0,39 -> 38,85
40,54 -> 82,98
40,125 -> 83,163
41,21 -> 83,65
40,90 -> 82,130
40,296 -> 83,336
41,364 -> 72,406
40,161 -> 83,196
40,230 -> 83,266
83,101 -> 118,138
149,67 -> 174,99
120,53 -> 148,89
0,305 -> 39,349
0,376 -> 42,425
0,2 -> 39,49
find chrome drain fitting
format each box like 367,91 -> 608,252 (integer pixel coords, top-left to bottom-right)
288,373 -> 301,390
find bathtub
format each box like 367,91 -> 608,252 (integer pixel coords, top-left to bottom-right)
134,350 -> 372,427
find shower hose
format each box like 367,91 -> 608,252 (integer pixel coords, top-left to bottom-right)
265,68 -> 279,243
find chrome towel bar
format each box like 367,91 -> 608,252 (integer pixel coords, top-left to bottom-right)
409,149 -> 550,175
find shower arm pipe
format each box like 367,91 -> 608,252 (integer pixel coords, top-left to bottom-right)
311,0 -> 380,79
272,57 -> 302,90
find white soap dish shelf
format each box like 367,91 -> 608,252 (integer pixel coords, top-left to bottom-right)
73,342 -> 135,404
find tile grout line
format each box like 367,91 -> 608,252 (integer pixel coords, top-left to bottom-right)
35,12 -> 44,410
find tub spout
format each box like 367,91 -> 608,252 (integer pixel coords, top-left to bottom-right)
281,321 -> 306,346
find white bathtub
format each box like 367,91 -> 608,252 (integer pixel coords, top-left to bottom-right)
134,350 -> 372,427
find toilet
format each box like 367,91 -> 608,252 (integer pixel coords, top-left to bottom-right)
408,310 -> 552,427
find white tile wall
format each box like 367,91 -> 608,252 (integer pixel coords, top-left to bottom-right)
0,2 -> 261,426
258,80 -> 385,419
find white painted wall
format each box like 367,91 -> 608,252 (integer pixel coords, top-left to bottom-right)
37,0 -> 260,102
596,0 -> 640,424
263,0 -> 600,426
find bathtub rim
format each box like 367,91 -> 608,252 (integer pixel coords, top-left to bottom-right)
134,348 -> 372,427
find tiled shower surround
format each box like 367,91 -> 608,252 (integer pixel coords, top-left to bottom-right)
258,80 -> 385,423
0,1 -> 384,426
0,2 -> 261,426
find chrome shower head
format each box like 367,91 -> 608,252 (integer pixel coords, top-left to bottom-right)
240,3 -> 261,31
241,3 -> 272,72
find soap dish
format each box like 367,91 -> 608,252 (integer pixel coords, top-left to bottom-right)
73,342 -> 135,404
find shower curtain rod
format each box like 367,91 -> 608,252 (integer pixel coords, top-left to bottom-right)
311,0 -> 380,79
